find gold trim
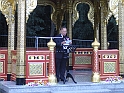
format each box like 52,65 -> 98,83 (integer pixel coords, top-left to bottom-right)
47,38 -> 56,51
0,0 -> 16,24
92,72 -> 100,82
48,74 -> 57,85
7,0 -> 16,14
92,38 -> 100,51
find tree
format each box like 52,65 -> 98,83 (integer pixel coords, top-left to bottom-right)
72,3 -> 94,40
0,11 -> 8,35
107,15 -> 118,41
26,5 -> 52,37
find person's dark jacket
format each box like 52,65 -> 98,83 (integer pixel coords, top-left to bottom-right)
54,34 -> 69,59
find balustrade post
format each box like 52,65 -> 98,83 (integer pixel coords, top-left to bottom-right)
47,37 -> 56,85
92,38 -> 100,82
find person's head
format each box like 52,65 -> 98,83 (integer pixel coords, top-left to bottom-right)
60,27 -> 67,36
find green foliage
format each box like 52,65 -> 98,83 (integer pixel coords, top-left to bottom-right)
72,3 -> 94,40
26,5 -> 52,36
0,11 -> 8,35
107,15 -> 118,41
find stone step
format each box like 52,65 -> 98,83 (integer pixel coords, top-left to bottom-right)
1,81 -> 124,93
52,89 -> 111,93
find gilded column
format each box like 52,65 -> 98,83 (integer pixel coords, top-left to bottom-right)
92,38 -> 100,82
16,0 -> 26,85
7,6 -> 15,81
66,0 -> 72,40
7,6 -> 12,81
100,1 -> 108,50
118,1 -> 124,77
56,1 -> 61,33
66,0 -> 72,66
94,0 -> 100,41
47,38 -> 56,85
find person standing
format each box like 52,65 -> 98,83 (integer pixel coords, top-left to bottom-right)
54,27 -> 71,84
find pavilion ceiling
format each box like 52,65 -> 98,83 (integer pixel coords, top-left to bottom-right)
37,0 -> 109,5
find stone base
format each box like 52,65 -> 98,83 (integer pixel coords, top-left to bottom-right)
1,81 -> 124,93
7,74 -> 11,81
120,74 -> 124,78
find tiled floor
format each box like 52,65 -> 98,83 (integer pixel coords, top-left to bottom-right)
58,69 -> 92,84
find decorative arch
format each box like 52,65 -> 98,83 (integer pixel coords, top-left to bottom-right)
107,11 -> 118,24
37,0 -> 57,25
72,0 -> 94,26
108,0 -> 119,25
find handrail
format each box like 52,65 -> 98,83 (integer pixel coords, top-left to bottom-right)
0,35 -> 118,49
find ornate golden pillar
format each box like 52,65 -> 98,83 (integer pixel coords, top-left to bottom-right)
16,0 -> 26,85
118,1 -> 124,77
56,1 -> 61,32
47,38 -> 56,85
66,0 -> 72,66
100,1 -> 108,50
7,6 -> 15,81
92,38 -> 100,82
0,0 -> 15,81
66,0 -> 72,40
94,0 -> 100,41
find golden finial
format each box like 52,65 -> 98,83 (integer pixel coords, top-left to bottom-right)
91,38 -> 100,51
47,37 -> 56,51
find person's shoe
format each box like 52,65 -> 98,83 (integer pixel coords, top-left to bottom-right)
57,78 -> 59,83
63,79 -> 66,84
61,79 -> 66,84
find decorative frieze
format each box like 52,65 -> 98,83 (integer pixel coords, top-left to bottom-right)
102,54 -> 117,59
28,55 -> 45,60
75,51 -> 92,54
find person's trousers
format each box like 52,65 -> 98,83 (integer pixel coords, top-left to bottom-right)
55,58 -> 68,81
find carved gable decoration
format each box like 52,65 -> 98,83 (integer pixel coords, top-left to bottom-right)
26,0 -> 37,21
109,0 -> 119,23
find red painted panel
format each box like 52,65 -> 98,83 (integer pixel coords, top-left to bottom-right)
25,50 -> 50,84
98,50 -> 119,80
11,50 -> 50,84
72,48 -> 93,70
0,50 -> 7,80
